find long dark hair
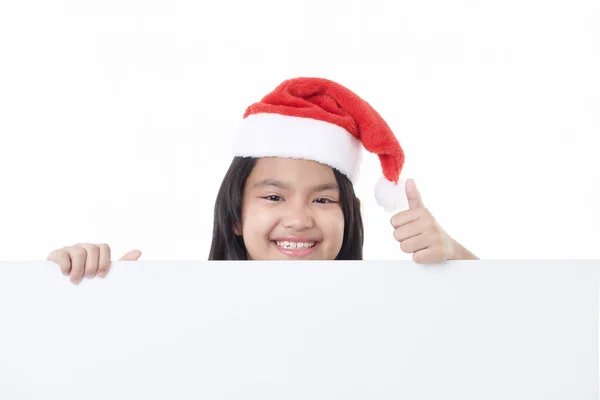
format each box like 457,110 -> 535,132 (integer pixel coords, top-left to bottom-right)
208,157 -> 364,260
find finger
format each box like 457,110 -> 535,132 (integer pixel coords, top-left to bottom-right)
413,246 -> 446,264
405,179 -> 425,209
390,208 -> 425,229
119,250 -> 142,261
393,219 -> 428,242
68,246 -> 87,285
97,243 -> 111,278
47,248 -> 72,276
399,232 -> 430,254
74,243 -> 100,279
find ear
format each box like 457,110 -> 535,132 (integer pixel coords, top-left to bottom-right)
233,222 -> 242,236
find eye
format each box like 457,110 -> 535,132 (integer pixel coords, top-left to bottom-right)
314,198 -> 337,204
262,195 -> 283,202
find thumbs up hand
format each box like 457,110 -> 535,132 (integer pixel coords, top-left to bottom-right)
390,179 -> 477,264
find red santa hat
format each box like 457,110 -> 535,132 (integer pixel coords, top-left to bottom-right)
233,77 -> 407,212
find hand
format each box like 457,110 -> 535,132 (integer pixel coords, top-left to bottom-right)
47,243 -> 141,285
390,179 -> 457,264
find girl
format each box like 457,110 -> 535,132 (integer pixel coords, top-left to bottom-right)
47,78 -> 478,284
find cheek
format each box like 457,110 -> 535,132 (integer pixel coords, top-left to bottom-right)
319,209 -> 345,246
241,203 -> 279,242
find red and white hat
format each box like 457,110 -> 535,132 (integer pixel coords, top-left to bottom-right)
233,77 -> 407,212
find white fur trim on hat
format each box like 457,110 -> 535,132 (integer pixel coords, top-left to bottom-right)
374,176 -> 408,212
233,113 -> 362,182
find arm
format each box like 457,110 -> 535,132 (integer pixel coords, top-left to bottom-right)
450,239 -> 479,260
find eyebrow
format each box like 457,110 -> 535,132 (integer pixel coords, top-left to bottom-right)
252,179 -> 339,192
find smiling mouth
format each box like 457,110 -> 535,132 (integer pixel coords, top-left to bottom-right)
273,240 -> 316,249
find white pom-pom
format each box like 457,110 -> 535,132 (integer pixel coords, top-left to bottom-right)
374,176 -> 408,212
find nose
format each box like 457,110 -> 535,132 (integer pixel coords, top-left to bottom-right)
281,202 -> 315,230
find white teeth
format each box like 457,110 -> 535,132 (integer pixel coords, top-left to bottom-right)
275,241 -> 315,249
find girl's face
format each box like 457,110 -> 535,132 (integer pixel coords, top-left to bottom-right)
238,157 -> 345,260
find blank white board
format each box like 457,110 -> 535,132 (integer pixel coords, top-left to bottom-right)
0,260 -> 598,399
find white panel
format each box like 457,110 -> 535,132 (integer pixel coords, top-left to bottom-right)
0,260 -> 598,399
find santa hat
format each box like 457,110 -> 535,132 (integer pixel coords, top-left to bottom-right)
232,77 -> 407,212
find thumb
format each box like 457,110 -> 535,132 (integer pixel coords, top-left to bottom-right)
405,179 -> 425,209
119,249 -> 142,261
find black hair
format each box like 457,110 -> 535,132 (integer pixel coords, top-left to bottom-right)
208,157 -> 364,260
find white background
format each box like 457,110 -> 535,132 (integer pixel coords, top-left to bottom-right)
0,0 -> 598,261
